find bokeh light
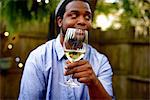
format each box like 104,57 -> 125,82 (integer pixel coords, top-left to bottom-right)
15,57 -> 20,62
18,62 -> 24,68
96,14 -> 113,31
7,43 -> 13,50
45,0 -> 49,4
4,32 -> 9,37
37,0 -> 41,2
105,0 -> 119,3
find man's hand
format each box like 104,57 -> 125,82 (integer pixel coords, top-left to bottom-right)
64,60 -> 99,86
64,60 -> 112,100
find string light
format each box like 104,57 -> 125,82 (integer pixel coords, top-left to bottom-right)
4,32 -> 9,37
18,62 -> 24,68
7,43 -> 13,50
105,0 -> 119,3
15,57 -> 20,62
45,0 -> 49,4
37,0 -> 41,2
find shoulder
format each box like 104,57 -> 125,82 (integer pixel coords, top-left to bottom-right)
87,45 -> 108,62
26,39 -> 56,70
86,45 -> 111,72
30,39 -> 56,57
30,40 -> 55,56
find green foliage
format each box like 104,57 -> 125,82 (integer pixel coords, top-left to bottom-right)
0,0 -> 60,33
93,0 -> 150,36
95,1 -> 119,15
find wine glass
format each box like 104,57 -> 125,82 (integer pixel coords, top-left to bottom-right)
59,28 -> 88,88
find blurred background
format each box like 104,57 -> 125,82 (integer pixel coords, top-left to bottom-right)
0,0 -> 149,99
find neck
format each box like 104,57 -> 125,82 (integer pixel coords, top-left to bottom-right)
60,33 -> 64,46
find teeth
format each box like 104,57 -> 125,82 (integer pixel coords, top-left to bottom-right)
70,31 -> 73,39
69,30 -> 71,39
66,30 -> 69,41
68,29 -> 75,40
72,29 -> 76,39
69,30 -> 72,39
72,30 -> 75,39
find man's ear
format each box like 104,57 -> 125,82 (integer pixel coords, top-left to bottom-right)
57,16 -> 63,27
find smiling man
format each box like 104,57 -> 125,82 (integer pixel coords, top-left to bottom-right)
18,0 -> 114,100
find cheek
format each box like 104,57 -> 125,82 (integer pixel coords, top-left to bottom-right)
87,21 -> 92,29
62,20 -> 76,32
63,19 -> 76,28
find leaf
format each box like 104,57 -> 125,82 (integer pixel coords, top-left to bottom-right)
27,0 -> 33,11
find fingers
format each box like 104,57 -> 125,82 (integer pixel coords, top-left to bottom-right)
72,70 -> 92,78
65,60 -> 87,69
77,77 -> 90,84
72,69 -> 94,85
64,61 -> 91,75
64,60 -> 98,85
77,77 -> 98,86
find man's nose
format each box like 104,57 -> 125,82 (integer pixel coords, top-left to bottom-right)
77,16 -> 86,27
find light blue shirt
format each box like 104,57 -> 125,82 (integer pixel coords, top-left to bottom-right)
18,34 -> 113,100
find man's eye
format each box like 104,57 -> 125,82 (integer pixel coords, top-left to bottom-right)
71,14 -> 77,19
85,15 -> 91,20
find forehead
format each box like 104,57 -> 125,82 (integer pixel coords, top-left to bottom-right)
65,1 -> 91,13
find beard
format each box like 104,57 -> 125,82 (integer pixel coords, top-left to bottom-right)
60,27 -> 67,37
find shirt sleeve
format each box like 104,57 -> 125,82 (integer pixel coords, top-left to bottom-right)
98,55 -> 113,97
18,52 -> 46,100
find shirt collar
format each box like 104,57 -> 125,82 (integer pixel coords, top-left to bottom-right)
55,34 -> 65,60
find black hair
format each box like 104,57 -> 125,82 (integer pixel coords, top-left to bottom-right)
56,0 -> 92,34
56,0 -> 91,19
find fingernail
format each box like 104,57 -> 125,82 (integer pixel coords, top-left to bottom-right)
64,71 -> 67,76
65,66 -> 68,69
66,60 -> 69,64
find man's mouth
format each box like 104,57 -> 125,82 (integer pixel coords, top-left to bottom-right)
66,28 -> 86,41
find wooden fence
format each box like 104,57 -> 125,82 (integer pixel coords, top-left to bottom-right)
0,33 -> 47,99
89,29 -> 150,99
0,28 -> 149,99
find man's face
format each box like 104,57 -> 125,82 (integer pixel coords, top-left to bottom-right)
58,0 -> 92,35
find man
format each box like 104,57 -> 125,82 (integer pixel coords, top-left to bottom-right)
19,0 -> 114,100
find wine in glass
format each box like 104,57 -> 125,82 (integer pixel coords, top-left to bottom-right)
59,28 -> 88,88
